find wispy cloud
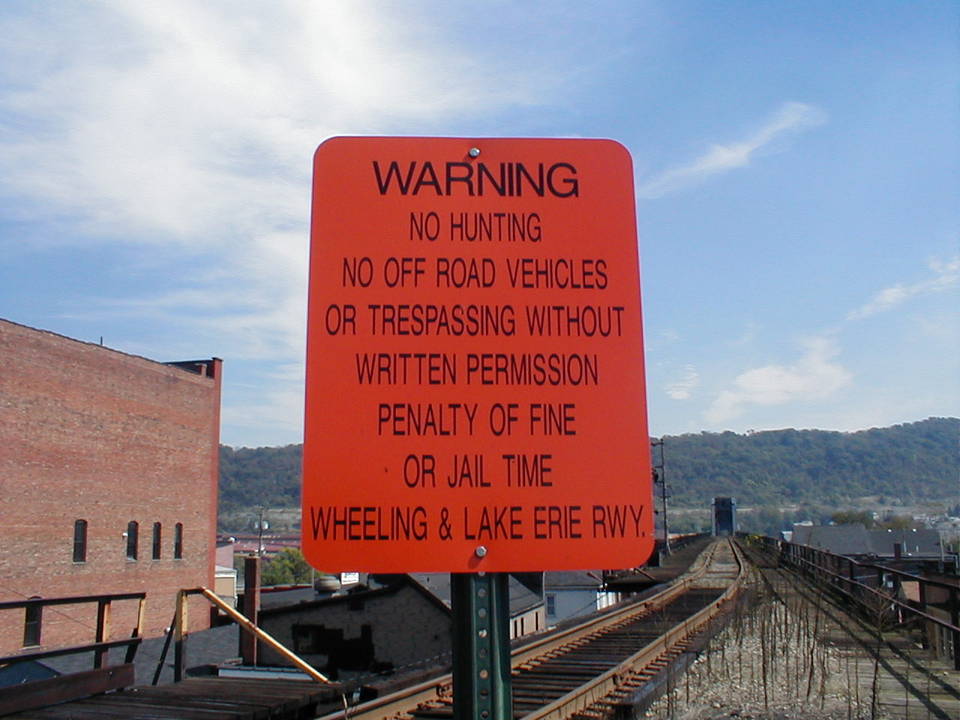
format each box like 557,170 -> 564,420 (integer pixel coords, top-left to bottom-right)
225,384 -> 306,448
846,256 -> 960,321
0,2 -> 527,246
665,365 -> 699,400
637,101 -> 826,199
704,336 -> 851,424
0,2 -> 560,445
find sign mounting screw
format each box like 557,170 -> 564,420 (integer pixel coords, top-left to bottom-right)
475,545 -> 488,558
468,147 -> 481,158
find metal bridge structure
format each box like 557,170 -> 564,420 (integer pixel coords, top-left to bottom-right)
2,536 -> 957,719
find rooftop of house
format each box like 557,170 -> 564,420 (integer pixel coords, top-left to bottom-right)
791,524 -> 944,557
543,570 -> 607,591
406,573 -> 542,617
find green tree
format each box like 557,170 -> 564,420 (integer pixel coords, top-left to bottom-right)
878,514 -> 916,530
218,418 -> 960,521
261,548 -> 313,586
752,505 -> 789,536
831,510 -> 875,528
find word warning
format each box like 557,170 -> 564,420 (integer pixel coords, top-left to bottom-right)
302,137 -> 653,573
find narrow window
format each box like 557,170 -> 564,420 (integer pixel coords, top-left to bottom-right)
23,599 -> 42,647
152,522 -> 162,560
174,523 -> 183,560
73,519 -> 87,563
546,592 -> 557,617
126,521 -> 139,561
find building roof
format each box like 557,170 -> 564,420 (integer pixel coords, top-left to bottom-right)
258,586 -> 317,609
793,524 -> 873,556
868,528 -> 943,556
255,572 -> 543,620
406,573 -> 542,617
791,524 -> 944,558
258,576 -> 452,618
791,525 -> 813,545
0,317 -> 221,379
41,624 -> 240,686
258,583 -> 400,617
0,660 -> 59,688
543,570 -> 606,591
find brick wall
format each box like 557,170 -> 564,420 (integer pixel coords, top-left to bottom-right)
0,319 -> 221,655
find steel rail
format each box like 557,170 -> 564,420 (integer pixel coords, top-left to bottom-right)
512,539 -> 723,669
317,539 -> 739,720
521,538 -> 744,720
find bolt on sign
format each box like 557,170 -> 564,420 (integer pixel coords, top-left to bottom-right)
303,137 -> 653,573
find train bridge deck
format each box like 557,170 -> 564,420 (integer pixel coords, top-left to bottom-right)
2,537 -> 957,720
3,675 -> 346,719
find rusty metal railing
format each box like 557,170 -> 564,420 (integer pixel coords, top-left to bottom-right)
746,533 -> 960,670
167,587 -> 334,684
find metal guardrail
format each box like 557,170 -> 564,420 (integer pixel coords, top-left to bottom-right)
0,591 -> 146,669
745,533 -> 960,670
0,592 -> 146,716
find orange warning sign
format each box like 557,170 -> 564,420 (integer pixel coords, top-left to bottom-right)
302,137 -> 652,572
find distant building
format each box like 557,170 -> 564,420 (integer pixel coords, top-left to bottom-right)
543,571 -> 623,625
0,318 -> 222,655
713,497 -> 737,536
225,532 -> 300,557
215,540 -> 238,607
791,524 -> 873,556
790,524 -> 946,561
255,573 -> 544,681
868,528 -> 943,558
407,573 -> 544,640
257,578 -> 451,681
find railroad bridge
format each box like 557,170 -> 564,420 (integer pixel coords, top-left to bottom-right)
1,536 -> 957,720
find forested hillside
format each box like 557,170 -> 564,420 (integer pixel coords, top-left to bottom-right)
219,417 -> 959,513
661,417 -> 958,506
219,444 -> 302,512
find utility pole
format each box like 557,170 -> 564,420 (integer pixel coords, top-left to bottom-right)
255,507 -> 268,556
651,438 -> 670,555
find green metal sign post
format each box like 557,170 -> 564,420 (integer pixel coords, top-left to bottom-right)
451,572 -> 513,719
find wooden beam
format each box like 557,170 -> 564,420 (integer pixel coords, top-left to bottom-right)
0,663 -> 135,715
0,592 -> 145,610
0,637 -> 141,666
94,598 -> 111,668
174,589 -> 188,682
241,555 -> 261,666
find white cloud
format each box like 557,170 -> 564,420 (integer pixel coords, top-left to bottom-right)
224,384 -> 305,448
1,1 -> 520,245
846,255 -> 960,321
665,365 -> 699,400
704,336 -> 852,424
696,254 -> 958,432
637,101 -> 826,199
0,0 -> 557,261
0,2 -> 562,445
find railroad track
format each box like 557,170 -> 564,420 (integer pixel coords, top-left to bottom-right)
321,538 -> 745,720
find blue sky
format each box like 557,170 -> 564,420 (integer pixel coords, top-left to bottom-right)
1,1 -> 956,447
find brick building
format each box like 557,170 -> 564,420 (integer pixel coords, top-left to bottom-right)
0,318 -> 222,655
